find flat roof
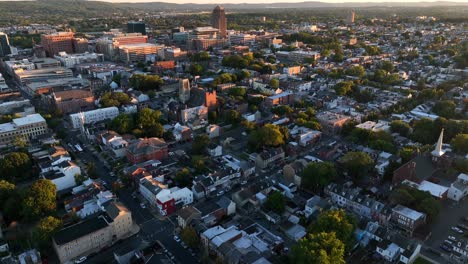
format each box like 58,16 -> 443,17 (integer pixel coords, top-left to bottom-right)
393,204 -> 424,221
53,215 -> 110,245
12,114 -> 45,126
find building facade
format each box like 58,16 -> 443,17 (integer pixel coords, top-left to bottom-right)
0,114 -> 48,147
69,107 -> 119,129
211,6 -> 227,38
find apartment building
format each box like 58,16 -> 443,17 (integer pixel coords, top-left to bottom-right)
69,107 -> 119,129
0,113 -> 48,147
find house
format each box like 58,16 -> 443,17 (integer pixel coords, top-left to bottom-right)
208,144 -> 223,157
255,148 -> 285,169
42,160 -> 81,192
265,91 -> 295,107
316,111 -> 351,133
282,159 -> 308,186
53,202 -> 135,263
172,123 -> 192,142
391,205 -> 426,237
126,137 -> 168,164
447,173 -> 468,202
303,195 -> 331,219
193,197 -> 236,227
177,206 -> 201,229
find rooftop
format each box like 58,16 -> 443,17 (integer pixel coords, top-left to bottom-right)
53,214 -> 110,245
392,204 -> 425,221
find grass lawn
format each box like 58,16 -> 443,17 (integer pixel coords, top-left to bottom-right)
414,257 -> 432,264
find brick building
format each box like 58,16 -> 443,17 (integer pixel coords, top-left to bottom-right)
126,137 -> 168,164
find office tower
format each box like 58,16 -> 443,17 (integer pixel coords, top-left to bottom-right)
211,6 -> 227,39
41,32 -> 74,57
348,11 -> 356,24
179,79 -> 190,103
0,32 -> 11,57
127,21 -> 146,35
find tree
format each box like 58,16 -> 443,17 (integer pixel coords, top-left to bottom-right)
191,155 -> 206,173
345,65 -> 365,78
310,209 -> 356,251
129,74 -> 164,91
334,81 -> 353,96
22,179 -> 56,219
269,78 -> 279,89
192,51 -> 210,62
174,168 -> 191,187
380,60 -> 395,73
432,100 -> 456,118
74,174 -> 87,185
264,191 -> 285,214
109,114 -> 135,134
290,232 -> 345,264
248,124 -> 285,151
390,120 -> 411,137
0,180 -> 15,206
451,134 -> 468,154
225,110 -> 241,125
192,134 -> 210,155
146,123 -> 164,138
301,162 -> 337,192
86,162 -> 97,178
0,152 -> 32,180
34,216 -> 62,249
339,151 -> 374,179
180,226 -> 199,249
137,108 -> 162,129
100,92 -> 130,107
190,63 -> 204,76
271,105 -> 293,116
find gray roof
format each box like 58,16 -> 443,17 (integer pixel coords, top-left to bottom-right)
53,214 -> 110,245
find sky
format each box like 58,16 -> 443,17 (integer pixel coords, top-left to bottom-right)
94,0 -> 468,3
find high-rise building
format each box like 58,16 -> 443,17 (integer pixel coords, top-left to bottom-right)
72,38 -> 89,53
348,11 -> 356,24
0,32 -> 12,57
179,79 -> 190,103
211,6 -> 227,39
127,21 -> 146,35
41,32 -> 75,57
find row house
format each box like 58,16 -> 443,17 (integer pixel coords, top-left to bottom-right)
255,147 -> 285,169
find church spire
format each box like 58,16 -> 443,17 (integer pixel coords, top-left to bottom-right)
431,129 -> 445,157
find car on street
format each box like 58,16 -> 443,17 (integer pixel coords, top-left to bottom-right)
457,223 -> 468,230
241,180 -> 247,185
217,190 -> 225,196
439,244 -> 452,252
174,235 -> 181,242
451,226 -> 464,234
140,203 -> 146,209
444,240 -> 453,246
448,236 -> 457,241
74,256 -> 87,263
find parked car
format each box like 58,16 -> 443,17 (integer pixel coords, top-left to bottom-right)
444,240 -> 453,246
457,224 -> 468,230
451,226 -> 464,234
448,236 -> 457,241
140,203 -> 146,209
174,235 -> 180,242
216,190 -> 225,196
440,244 -> 452,252
74,256 -> 87,263
241,180 -> 248,185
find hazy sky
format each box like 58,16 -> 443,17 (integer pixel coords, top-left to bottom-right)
95,0 -> 468,3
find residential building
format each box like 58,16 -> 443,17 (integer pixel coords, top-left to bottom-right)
316,111 -> 351,133
47,88 -> 95,114
256,148 -> 285,169
126,137 -> 168,164
69,107 -> 119,129
448,173 -> 468,202
283,159 -> 308,186
265,91 -> 295,106
0,73 -> 9,92
42,160 -> 81,192
52,202 -> 134,263
391,205 -> 426,236
72,38 -> 89,53
0,113 -> 48,147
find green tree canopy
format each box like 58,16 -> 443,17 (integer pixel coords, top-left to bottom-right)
310,209 -> 356,251
345,65 -> 365,78
390,120 -> 411,137
334,81 -> 354,96
432,100 -> 456,119
269,78 -> 280,88
137,108 -> 162,130
451,134 -> 468,154
290,232 -> 345,264
339,151 -> 374,179
0,152 -> 32,180
264,191 -> 285,214
34,216 -> 62,249
0,180 -> 15,206
109,114 -> 135,134
129,74 -> 164,91
192,134 -> 210,155
174,168 -> 191,187
22,179 -> 57,219
248,124 -> 286,151
180,226 -> 199,249
100,92 -> 130,107
225,110 -> 241,125
301,162 -> 337,192
190,63 -> 204,76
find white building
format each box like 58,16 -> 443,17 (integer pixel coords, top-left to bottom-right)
42,160 -> 81,191
0,113 -> 48,147
54,52 -> 104,68
448,173 -> 468,202
69,107 -> 119,129
0,73 -> 10,92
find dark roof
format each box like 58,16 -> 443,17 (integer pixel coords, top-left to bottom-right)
216,196 -> 232,209
53,215 -> 109,245
104,201 -> 128,219
194,202 -> 221,216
